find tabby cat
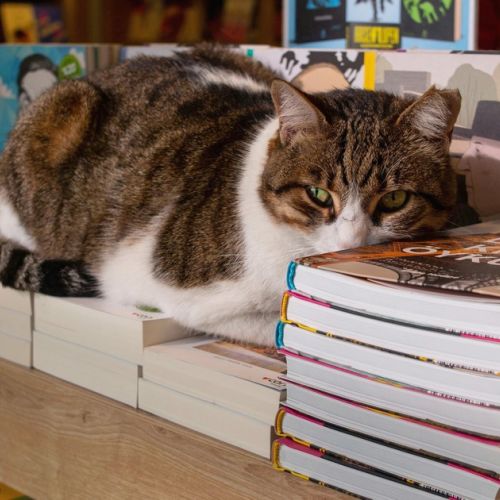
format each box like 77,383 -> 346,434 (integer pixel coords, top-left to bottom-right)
0,46 -> 460,345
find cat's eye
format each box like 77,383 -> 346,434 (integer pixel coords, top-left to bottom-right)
378,190 -> 409,212
306,186 -> 333,208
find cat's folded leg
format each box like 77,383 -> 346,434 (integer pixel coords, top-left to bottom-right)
0,240 -> 99,297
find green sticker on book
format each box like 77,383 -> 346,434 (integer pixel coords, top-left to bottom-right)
58,54 -> 82,80
136,304 -> 163,313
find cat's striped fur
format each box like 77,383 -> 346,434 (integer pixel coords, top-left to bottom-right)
0,45 -> 460,344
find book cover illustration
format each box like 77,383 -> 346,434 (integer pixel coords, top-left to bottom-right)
34,4 -> 67,43
401,0 -> 460,41
297,233 -> 500,297
346,22 -> 400,49
0,3 -> 38,43
285,0 -> 475,49
346,0 -> 400,23
294,0 -> 346,44
375,51 -> 500,219
251,47 -> 366,92
0,46 -> 86,152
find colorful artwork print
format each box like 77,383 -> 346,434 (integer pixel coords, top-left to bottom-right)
402,0 -> 459,41
251,48 -> 366,92
0,45 -> 86,151
347,0 -> 400,24
293,0 -> 346,44
285,0 -> 475,50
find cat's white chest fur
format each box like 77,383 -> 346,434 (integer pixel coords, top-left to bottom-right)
98,118 -> 306,345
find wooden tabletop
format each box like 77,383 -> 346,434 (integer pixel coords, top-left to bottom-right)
0,358 -> 348,499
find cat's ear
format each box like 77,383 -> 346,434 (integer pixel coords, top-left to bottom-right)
271,79 -> 326,145
396,86 -> 461,140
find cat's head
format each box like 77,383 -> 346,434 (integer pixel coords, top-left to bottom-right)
261,81 -> 461,253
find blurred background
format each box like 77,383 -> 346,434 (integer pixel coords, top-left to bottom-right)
0,0 -> 498,49
0,0 -> 282,46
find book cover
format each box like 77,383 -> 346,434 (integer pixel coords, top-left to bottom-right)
250,47 -> 368,91
374,51 -> 500,219
285,0 -> 476,49
34,4 -> 67,43
401,0 -> 460,42
0,45 -> 87,152
296,233 -> 500,298
346,23 -> 400,49
0,3 -> 38,43
346,0 -> 400,24
294,0 -> 346,44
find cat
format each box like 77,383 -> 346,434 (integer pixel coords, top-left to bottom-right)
0,45 -> 461,346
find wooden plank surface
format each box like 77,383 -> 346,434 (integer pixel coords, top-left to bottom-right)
0,359 -> 347,499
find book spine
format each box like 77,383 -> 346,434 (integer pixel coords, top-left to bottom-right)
271,439 -> 284,471
280,291 -> 290,321
286,261 -> 297,290
275,321 -> 285,348
274,407 -> 286,436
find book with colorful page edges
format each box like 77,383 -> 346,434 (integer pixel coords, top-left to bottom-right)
278,291 -> 500,372
283,380 -> 500,475
274,407 -> 500,499
288,232 -> 500,338
273,437 -> 458,499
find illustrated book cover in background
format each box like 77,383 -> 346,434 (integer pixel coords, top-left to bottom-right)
296,233 -> 500,297
0,45 -> 87,151
401,0 -> 461,42
285,0 -> 476,50
294,0 -> 346,44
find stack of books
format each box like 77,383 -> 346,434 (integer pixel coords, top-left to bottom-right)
273,230 -> 500,499
138,335 -> 286,458
32,295 -> 189,407
0,286 -> 32,367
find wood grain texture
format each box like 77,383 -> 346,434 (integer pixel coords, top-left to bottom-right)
0,359 -> 348,499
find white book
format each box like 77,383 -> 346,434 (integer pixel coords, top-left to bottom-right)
283,351 -> 500,438
277,408 -> 500,500
138,379 -> 272,459
279,324 -> 500,405
34,294 -> 191,363
0,306 -> 32,340
0,286 -> 31,315
0,330 -> 31,367
143,336 -> 286,425
285,382 -> 500,475
281,292 -> 500,372
290,264 -> 500,340
33,331 -> 139,407
274,439 -> 438,500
